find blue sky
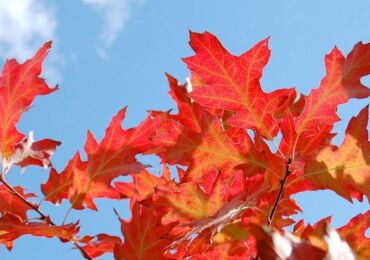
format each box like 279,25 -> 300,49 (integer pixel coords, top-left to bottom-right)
0,0 -> 369,259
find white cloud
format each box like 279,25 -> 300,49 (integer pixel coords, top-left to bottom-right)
0,0 -> 56,60
82,0 -> 142,59
0,0 -> 61,85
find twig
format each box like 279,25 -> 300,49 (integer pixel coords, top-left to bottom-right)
268,157 -> 291,226
0,175 -> 92,260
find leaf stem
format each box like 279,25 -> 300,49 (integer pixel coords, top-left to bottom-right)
253,158 -> 292,260
0,175 -> 92,260
268,157 -> 291,226
62,205 -> 74,225
271,139 -> 287,160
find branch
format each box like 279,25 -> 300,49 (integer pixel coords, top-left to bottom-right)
0,175 -> 92,260
252,159 -> 292,260
268,157 -> 291,226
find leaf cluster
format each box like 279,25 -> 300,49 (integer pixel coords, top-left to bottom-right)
0,32 -> 369,259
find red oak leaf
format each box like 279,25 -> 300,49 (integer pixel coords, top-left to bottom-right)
114,204 -> 176,260
190,241 -> 253,260
153,113 -> 267,183
0,214 -> 78,251
153,178 -> 227,225
292,213 -> 369,259
80,234 -> 122,259
2,132 -> 61,172
250,224 -> 326,260
0,185 -> 36,220
337,210 -> 370,259
304,106 -> 370,202
165,73 -> 204,133
42,108 -> 162,210
184,31 -> 295,139
0,42 -> 57,158
114,166 -> 172,204
294,43 -> 370,156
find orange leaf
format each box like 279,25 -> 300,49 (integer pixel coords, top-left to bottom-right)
81,234 -> 122,259
304,106 -> 370,202
42,108 -> 162,210
0,185 -> 36,220
114,204 -> 175,260
337,211 -> 370,260
0,214 -> 78,250
153,114 -> 267,183
153,179 -> 227,225
115,166 -> 172,203
295,43 -> 370,151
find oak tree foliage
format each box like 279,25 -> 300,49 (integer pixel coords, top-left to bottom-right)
0,31 -> 369,259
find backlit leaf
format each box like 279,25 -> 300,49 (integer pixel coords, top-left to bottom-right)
304,106 -> 370,202
0,42 -> 57,158
42,108 -> 162,210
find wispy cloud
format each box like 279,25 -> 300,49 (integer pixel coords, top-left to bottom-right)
82,0 -> 142,60
0,0 -> 61,84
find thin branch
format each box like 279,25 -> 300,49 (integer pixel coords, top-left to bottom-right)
268,157 -> 291,226
244,157 -> 291,260
0,175 -> 92,260
0,176 -> 49,219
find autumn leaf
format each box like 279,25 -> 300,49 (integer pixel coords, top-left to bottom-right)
153,178 -> 227,225
0,42 -> 57,158
153,113 -> 267,183
337,211 -> 370,260
115,166 -> 172,204
292,212 -> 369,260
0,214 -> 78,251
114,204 -> 176,260
250,224 -> 326,260
151,74 -> 273,184
304,106 -> 370,202
42,108 -> 162,210
294,43 -> 370,156
187,241 -> 253,260
2,131 -> 61,172
165,73 -> 204,133
279,113 -> 297,157
184,31 -> 295,139
0,185 -> 36,220
156,172 -> 271,253
80,234 -> 122,259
